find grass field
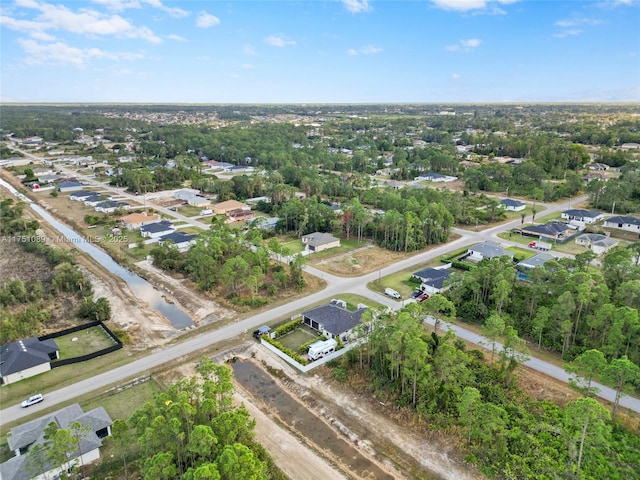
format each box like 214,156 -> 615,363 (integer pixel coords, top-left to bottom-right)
54,325 -> 117,359
278,325 -> 321,351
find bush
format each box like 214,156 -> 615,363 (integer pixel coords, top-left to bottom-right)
273,318 -> 303,338
332,366 -> 348,383
451,260 -> 475,271
261,335 -> 308,365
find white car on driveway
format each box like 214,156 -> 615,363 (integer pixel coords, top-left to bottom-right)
21,394 -> 44,408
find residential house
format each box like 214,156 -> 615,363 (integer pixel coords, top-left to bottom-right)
411,267 -> 452,294
0,337 -> 59,385
413,173 -> 458,182
516,252 -> 556,280
604,215 -> 640,234
499,198 -> 526,212
36,174 -> 64,184
69,190 -> 97,201
95,200 -> 130,213
225,209 -> 255,223
120,212 -> 161,231
301,232 -> 341,253
245,196 -> 271,206
1,404 -> 112,480
575,233 -> 618,255
57,180 -> 84,193
301,299 -> 367,342
517,222 -> 575,242
467,241 -> 514,261
141,220 -> 175,239
84,195 -> 109,207
213,200 -> 250,215
386,180 -> 406,190
561,209 -> 603,225
159,232 -> 198,252
247,217 -> 280,230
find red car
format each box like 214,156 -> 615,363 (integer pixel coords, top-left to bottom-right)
417,293 -> 430,302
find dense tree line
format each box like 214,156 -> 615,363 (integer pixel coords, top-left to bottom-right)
335,302 -> 640,479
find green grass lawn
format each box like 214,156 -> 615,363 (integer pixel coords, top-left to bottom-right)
279,239 -> 305,254
278,325 -> 321,351
54,326 -> 117,359
306,238 -> 368,260
535,211 -> 562,223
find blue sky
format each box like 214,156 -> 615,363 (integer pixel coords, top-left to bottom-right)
1,0 -> 639,103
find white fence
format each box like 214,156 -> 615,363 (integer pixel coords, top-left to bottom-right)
260,338 -> 358,373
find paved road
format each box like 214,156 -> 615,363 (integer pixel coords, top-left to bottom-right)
2,155 -> 638,424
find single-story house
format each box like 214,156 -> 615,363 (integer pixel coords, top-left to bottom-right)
248,217 -> 280,230
467,241 -> 514,261
414,173 -> 458,182
386,180 -> 406,190
225,209 -> 255,223
159,231 -> 198,252
120,212 -> 161,231
0,337 -> 59,385
37,174 -> 64,184
173,189 -> 207,206
213,200 -> 251,215
604,215 -> 640,233
95,200 -> 130,213
561,209 -> 603,225
84,195 -> 110,207
517,252 -> 556,271
517,222 -> 575,242
302,299 -> 367,342
411,267 -> 452,294
1,404 -> 112,480
301,232 -> 341,253
575,233 -> 619,255
70,190 -> 98,201
245,196 -> 271,206
499,198 -> 526,212
57,180 -> 84,193
141,220 -> 175,238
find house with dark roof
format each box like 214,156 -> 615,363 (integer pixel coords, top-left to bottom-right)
414,173 -> 457,182
517,222 -> 575,242
561,209 -> 603,225
159,231 -> 198,252
301,300 -> 367,342
0,338 -> 59,385
499,198 -> 526,211
69,190 -> 99,201
301,232 -> 340,253
1,404 -> 112,480
604,215 -> 640,233
247,217 -> 280,230
516,253 -> 556,281
575,233 -> 618,255
411,267 -> 452,294
141,220 -> 175,238
95,200 -> 130,213
57,180 -> 84,193
467,241 -> 513,261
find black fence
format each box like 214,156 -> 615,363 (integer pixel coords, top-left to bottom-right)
39,320 -> 123,368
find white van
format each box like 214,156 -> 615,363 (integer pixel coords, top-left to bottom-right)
384,288 -> 401,299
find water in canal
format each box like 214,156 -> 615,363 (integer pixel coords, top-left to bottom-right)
232,360 -> 397,480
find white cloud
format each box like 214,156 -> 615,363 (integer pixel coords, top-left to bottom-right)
265,34 -> 296,47
17,38 -> 143,66
242,63 -> 254,69
92,0 -> 188,18
166,33 -> 187,42
347,45 -> 382,55
341,0 -> 371,13
430,0 -> 517,12
451,73 -> 460,80
196,11 -> 220,28
243,44 -> 257,55
555,17 -> 604,27
553,29 -> 582,38
3,1 -> 162,43
446,38 -> 481,52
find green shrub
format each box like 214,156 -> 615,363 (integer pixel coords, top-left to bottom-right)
332,366 -> 348,383
298,335 -> 326,354
261,335 -> 308,365
273,318 -> 303,338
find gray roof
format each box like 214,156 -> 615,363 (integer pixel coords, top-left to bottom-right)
576,233 -> 617,248
517,253 -> 555,270
70,190 -> 99,199
141,220 -> 174,233
3,404 -> 112,480
606,215 -> 640,226
562,209 -> 602,219
302,232 -> 339,247
58,181 -> 83,189
500,198 -> 525,207
521,222 -> 572,237
0,337 -> 58,377
95,200 -> 124,209
302,301 -> 366,336
469,241 -> 513,259
412,268 -> 452,289
159,232 -> 197,244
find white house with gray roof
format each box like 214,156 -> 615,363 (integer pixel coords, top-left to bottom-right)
561,209 -> 603,225
499,198 -> 526,211
467,241 -> 513,261
1,404 -> 112,480
301,232 -> 340,253
301,299 -> 367,342
604,215 -> 640,233
575,233 -> 618,255
0,338 -> 59,385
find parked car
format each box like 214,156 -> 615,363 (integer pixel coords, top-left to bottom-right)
253,325 -> 271,339
417,293 -> 430,302
384,288 -> 401,299
410,289 -> 422,299
21,394 -> 44,408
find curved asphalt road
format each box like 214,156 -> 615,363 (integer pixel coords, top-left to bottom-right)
1,164 -> 638,425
